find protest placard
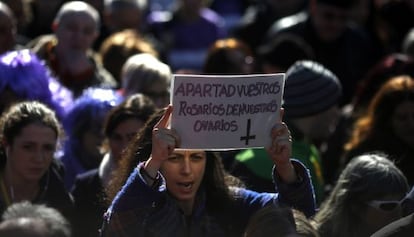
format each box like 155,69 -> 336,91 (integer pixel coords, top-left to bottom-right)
171,73 -> 285,150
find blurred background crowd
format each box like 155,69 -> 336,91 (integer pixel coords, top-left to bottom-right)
1,0 -> 414,236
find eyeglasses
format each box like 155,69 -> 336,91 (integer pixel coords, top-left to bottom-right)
367,200 -> 403,212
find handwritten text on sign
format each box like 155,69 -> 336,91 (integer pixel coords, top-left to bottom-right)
171,74 -> 285,150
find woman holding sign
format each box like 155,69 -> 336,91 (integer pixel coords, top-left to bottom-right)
101,105 -> 316,237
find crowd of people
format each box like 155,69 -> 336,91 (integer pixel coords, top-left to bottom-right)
0,0 -> 414,236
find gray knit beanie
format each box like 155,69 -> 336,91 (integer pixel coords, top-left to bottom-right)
283,60 -> 342,119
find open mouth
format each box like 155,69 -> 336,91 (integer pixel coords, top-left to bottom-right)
178,182 -> 193,190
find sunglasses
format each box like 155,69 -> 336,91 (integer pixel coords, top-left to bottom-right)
367,200 -> 403,212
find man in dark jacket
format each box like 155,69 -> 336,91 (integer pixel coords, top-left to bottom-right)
264,0 -> 377,106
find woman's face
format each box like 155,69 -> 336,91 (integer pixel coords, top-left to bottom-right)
109,118 -> 145,161
161,149 -> 206,204
5,123 -> 56,183
391,101 -> 414,148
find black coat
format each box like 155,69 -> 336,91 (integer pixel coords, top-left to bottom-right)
0,159 -> 74,224
71,168 -> 108,237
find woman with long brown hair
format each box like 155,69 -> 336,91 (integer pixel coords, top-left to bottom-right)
102,105 -> 316,237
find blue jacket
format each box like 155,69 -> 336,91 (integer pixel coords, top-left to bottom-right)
101,160 -> 316,237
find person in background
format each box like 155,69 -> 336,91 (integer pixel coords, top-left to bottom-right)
321,54 -> 414,186
208,0 -> 248,33
265,0 -> 376,106
71,93 -> 156,237
351,54 -> 414,116
342,76 -> 414,185
257,33 -> 314,73
102,0 -> 148,34
120,53 -> 171,108
0,2 -> 17,55
99,29 -> 159,86
0,49 -> 73,120
59,88 -> 122,191
28,1 -> 117,97
243,205 -> 319,237
95,0 -> 149,50
372,0 -> 414,55
232,0 -> 308,51
147,0 -> 228,71
0,0 -> 32,45
346,0 -> 408,59
231,60 -> 342,205
0,101 -> 74,224
243,205 -> 298,237
24,0 -> 65,39
101,105 -> 316,236
202,37 -> 257,75
0,201 -> 71,237
313,153 -> 409,237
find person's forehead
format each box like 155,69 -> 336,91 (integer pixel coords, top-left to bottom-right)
14,123 -> 57,139
58,10 -> 98,27
173,149 -> 205,154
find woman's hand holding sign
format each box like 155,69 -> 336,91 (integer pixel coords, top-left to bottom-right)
144,105 -> 180,181
145,105 -> 298,185
265,108 -> 297,184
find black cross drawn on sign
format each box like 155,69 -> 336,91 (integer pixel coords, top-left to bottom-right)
240,119 -> 256,145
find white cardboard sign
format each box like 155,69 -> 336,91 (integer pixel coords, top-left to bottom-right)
171,74 -> 285,150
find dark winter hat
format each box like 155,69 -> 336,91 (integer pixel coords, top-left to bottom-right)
283,60 -> 342,119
